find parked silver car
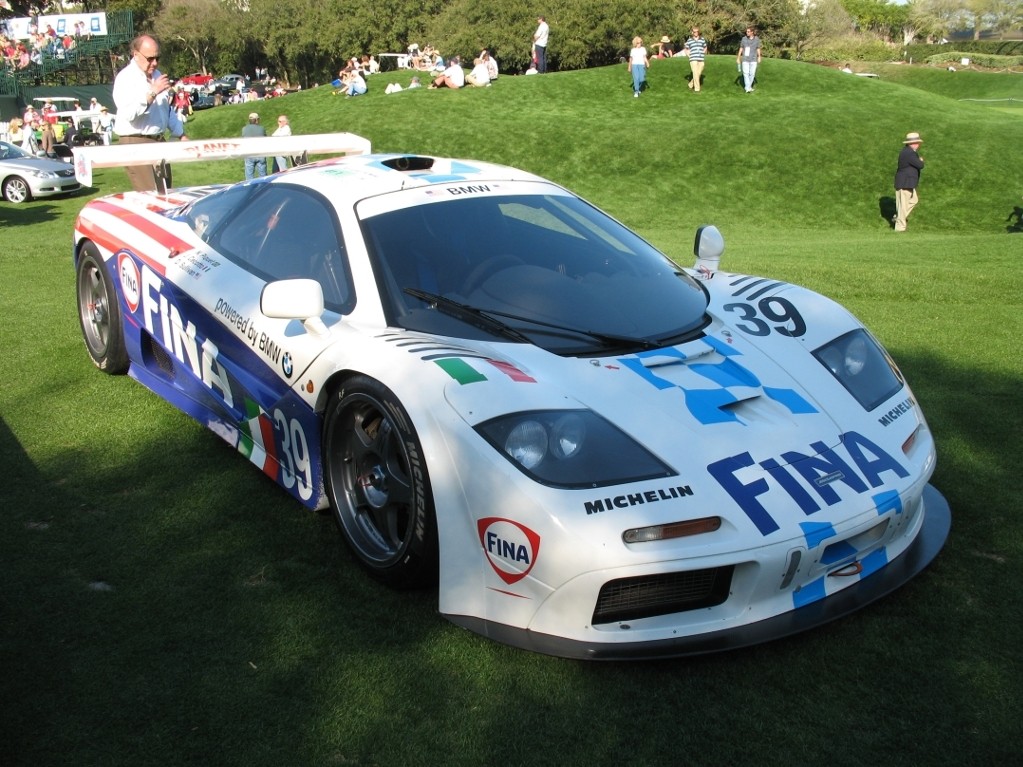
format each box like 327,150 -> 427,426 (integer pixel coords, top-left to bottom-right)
0,141 -> 81,203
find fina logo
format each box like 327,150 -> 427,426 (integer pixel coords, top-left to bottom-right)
477,517 -> 541,585
117,251 -> 141,313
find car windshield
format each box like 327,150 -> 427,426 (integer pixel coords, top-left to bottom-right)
0,142 -> 32,161
359,189 -> 708,355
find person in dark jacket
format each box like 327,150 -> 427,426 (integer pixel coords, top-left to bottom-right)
894,132 -> 925,231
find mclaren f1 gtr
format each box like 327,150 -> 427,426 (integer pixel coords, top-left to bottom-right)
72,141 -> 949,659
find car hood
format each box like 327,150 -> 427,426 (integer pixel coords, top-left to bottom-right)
429,316 -> 927,544
2,156 -> 75,174
442,329 -> 842,463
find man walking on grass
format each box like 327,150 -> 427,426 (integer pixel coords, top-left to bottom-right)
684,26 -> 707,92
894,132 -> 925,232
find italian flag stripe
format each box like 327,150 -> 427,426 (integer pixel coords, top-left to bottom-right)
435,357 -> 487,384
237,400 -> 277,477
487,359 -> 535,383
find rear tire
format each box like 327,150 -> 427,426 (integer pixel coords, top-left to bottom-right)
76,244 -> 129,374
323,376 -> 438,587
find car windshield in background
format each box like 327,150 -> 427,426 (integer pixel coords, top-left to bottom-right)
0,142 -> 32,161
360,191 -> 708,355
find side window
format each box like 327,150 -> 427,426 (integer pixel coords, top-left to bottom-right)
214,185 -> 353,312
183,184 -> 254,243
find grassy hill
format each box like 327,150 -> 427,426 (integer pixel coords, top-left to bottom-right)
1,56 -> 1021,767
179,56 -> 1023,241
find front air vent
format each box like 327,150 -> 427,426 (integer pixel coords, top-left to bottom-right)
593,566 -> 734,624
382,156 -> 435,172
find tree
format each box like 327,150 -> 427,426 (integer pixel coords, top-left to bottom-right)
977,0 -> 1023,38
908,0 -> 968,42
154,0 -> 230,74
780,0 -> 854,59
106,0 -> 166,32
841,0 -> 910,42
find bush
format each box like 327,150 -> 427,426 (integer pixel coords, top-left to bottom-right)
784,39 -> 899,63
904,39 -> 1023,62
922,51 -> 1023,68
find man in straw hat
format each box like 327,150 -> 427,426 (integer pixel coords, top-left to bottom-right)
894,131 -> 925,231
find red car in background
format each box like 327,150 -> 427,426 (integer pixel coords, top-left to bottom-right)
177,72 -> 214,87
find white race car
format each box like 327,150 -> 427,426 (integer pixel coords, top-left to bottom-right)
73,143 -> 949,659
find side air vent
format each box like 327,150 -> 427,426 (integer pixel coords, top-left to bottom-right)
141,333 -> 175,378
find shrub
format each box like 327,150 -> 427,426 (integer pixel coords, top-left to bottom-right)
922,51 -> 1023,68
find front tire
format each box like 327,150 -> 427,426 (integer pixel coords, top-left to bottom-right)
76,244 -> 129,374
323,376 -> 438,587
3,176 -> 31,203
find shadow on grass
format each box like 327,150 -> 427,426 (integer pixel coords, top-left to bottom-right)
879,195 -> 897,227
0,194 -> 85,226
2,339 -> 1021,764
1006,204 -> 1023,233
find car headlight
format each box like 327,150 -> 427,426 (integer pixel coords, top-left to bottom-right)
814,329 -> 904,411
27,169 -> 58,179
476,410 -> 674,489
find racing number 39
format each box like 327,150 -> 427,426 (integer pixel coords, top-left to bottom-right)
274,409 -> 313,501
723,297 -> 806,338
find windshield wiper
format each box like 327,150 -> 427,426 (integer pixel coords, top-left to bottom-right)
404,288 -> 667,351
403,288 -> 532,343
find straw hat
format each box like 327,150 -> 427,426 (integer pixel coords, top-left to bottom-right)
660,36 -> 671,43
903,132 -> 923,144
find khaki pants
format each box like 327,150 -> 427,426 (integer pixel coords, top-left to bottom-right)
894,188 -> 918,231
118,135 -> 172,193
689,60 -> 704,91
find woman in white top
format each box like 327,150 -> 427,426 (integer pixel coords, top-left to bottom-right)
628,36 -> 649,97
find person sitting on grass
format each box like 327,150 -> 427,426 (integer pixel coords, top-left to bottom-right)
466,57 -> 491,87
481,49 -> 499,80
344,67 -> 367,97
429,56 -> 464,89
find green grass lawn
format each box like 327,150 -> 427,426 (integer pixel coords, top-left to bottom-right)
1,57 -> 1021,766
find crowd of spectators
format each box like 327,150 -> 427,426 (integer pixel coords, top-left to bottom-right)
380,46 -> 498,93
333,54 -> 384,97
2,20 -> 92,73
0,93 -> 113,158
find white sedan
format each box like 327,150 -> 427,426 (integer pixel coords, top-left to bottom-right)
1,141 -> 81,203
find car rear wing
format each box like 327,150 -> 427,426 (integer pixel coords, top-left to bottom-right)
71,132 -> 372,187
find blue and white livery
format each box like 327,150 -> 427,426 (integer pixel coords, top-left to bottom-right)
73,144 -> 949,659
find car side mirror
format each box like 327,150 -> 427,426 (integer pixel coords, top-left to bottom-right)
261,279 -> 329,336
693,225 -> 725,273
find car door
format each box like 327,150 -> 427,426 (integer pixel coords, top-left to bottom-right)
173,182 -> 355,505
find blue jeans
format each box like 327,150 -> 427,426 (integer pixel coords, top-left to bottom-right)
631,64 -> 646,94
742,61 -> 758,91
245,156 -> 267,179
347,81 -> 367,96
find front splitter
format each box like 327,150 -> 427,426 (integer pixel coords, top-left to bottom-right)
445,483 -> 951,661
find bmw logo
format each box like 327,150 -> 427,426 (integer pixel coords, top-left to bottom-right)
282,352 -> 293,378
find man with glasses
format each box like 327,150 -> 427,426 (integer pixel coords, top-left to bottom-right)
737,26 -> 762,93
113,34 -> 187,192
683,26 -> 708,92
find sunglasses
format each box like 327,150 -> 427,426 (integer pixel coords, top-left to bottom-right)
138,52 -> 160,63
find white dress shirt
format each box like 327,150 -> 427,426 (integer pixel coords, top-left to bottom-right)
112,62 -> 185,138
